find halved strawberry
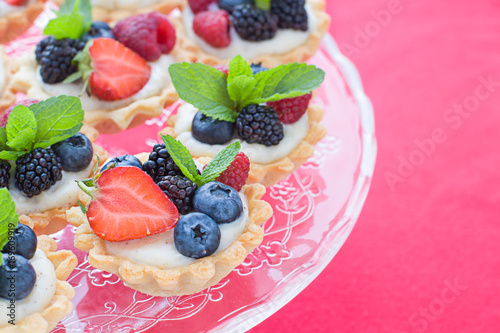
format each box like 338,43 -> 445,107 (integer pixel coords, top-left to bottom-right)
85,166 -> 179,242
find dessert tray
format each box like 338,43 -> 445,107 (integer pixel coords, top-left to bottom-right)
3,3 -> 376,332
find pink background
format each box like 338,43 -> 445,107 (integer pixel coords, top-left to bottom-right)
252,0 -> 500,332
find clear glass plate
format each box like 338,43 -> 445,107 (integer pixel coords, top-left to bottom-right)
5,4 -> 376,332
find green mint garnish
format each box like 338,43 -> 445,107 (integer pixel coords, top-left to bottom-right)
161,134 -> 241,187
0,189 -> 19,266
44,0 -> 92,40
6,105 -> 37,151
255,0 -> 271,11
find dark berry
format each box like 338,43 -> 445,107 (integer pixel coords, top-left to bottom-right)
271,0 -> 308,31
214,152 -> 250,192
250,62 -> 268,75
15,148 -> 63,198
1,224 -> 37,260
52,133 -> 93,172
231,4 -> 279,41
218,0 -> 253,13
158,175 -> 198,215
142,144 -> 183,183
0,254 -> 36,300
193,181 -> 243,224
101,154 -> 143,172
82,21 -> 115,42
35,36 -> 86,84
191,112 -> 234,145
235,104 -> 284,146
0,161 -> 10,189
174,213 -> 221,259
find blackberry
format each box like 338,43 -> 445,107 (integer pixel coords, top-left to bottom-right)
235,104 -> 284,146
142,144 -> 183,182
271,0 -> 308,31
231,4 -> 278,41
15,148 -> 63,198
35,36 -> 86,84
0,161 -> 10,189
158,175 -> 198,215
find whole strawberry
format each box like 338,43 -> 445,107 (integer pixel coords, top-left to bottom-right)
0,99 -> 39,127
193,10 -> 231,48
113,12 -> 176,61
267,93 -> 313,124
214,152 -> 250,192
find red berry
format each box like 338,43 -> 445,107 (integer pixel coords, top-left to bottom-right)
4,0 -> 25,5
215,152 -> 250,192
193,10 -> 231,48
267,93 -> 313,124
0,99 -> 38,127
87,167 -> 179,242
214,64 -> 229,76
188,0 -> 217,13
113,12 -> 176,61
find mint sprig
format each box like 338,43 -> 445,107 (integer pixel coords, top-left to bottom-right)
44,0 -> 92,40
161,134 -> 241,187
255,0 -> 271,11
0,189 -> 19,266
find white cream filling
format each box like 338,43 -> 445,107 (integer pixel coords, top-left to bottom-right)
174,103 -> 309,164
9,162 -> 93,215
182,3 -> 317,60
105,190 -> 249,269
36,54 -> 175,111
0,0 -> 34,17
90,0 -> 163,10
0,250 -> 57,327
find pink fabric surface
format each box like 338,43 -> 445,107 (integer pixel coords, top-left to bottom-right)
252,0 -> 500,332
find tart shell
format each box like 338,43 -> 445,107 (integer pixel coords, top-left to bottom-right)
0,0 -> 46,44
0,47 -> 16,113
0,235 -> 77,333
171,0 -> 331,67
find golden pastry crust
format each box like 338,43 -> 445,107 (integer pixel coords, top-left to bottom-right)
6,52 -> 179,134
0,47 -> 16,113
0,0 -> 46,44
18,125 -> 108,233
0,235 -> 77,333
171,0 -> 330,67
67,173 -> 272,296
160,103 -> 327,187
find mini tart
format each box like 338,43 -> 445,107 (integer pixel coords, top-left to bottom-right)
0,47 -> 15,113
171,0 -> 330,67
67,154 -> 273,296
0,235 -> 77,333
0,0 -> 46,44
18,125 -> 108,233
161,103 -> 327,187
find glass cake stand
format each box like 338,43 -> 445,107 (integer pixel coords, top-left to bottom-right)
5,4 -> 377,332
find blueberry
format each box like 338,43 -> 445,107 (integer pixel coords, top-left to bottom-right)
218,0 -> 253,13
82,21 -> 115,42
174,213 -> 221,259
193,181 -> 243,224
1,224 -> 37,260
52,133 -> 93,172
251,62 -> 268,75
0,254 -> 36,300
101,154 -> 143,172
192,112 -> 234,145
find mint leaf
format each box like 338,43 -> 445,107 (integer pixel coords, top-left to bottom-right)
44,12 -> 87,39
169,62 -> 238,122
30,96 -> 84,149
227,76 -> 260,110
228,55 -> 253,81
0,189 -> 19,266
161,134 -> 201,185
6,105 -> 37,151
200,141 -> 241,184
58,0 -> 77,15
0,151 -> 26,161
0,127 -> 8,151
255,0 -> 270,10
77,0 -> 92,28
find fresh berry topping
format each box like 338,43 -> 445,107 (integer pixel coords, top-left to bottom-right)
1,224 -> 37,260
193,10 -> 231,48
158,175 -> 198,215
87,38 -> 152,101
174,212 -> 221,259
0,99 -> 38,128
3,0 -> 25,6
101,154 -> 143,172
52,133 -> 93,172
271,0 -> 308,31
214,64 -> 229,76
267,92 -> 312,124
0,161 -> 10,189
15,148 -> 63,198
218,0 -> 253,13
112,12 -> 176,61
0,254 -> 36,300
214,152 -> 249,192
35,36 -> 86,84
142,143 -> 183,183
86,167 -> 179,242
188,0 -> 217,13
192,112 -> 234,145
235,104 -> 284,146
82,21 -> 115,42
231,4 -> 278,41
193,181 -> 243,224
250,62 -> 268,75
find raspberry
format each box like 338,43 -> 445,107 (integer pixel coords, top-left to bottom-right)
142,143 -> 183,182
158,175 -> 198,215
231,4 -> 278,41
267,93 -> 312,124
215,152 -> 250,192
188,0 -> 217,13
0,99 -> 38,127
271,0 -> 308,31
215,65 -> 229,76
0,161 -> 10,189
193,10 -> 231,48
235,104 -> 284,146
112,12 -> 176,61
